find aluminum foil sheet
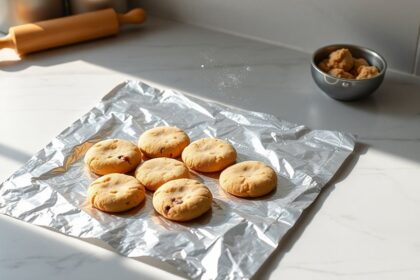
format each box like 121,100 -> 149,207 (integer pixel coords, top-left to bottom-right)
0,80 -> 355,279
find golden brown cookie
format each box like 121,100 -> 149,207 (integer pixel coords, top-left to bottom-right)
181,138 -> 237,173
152,178 -> 212,222
219,161 -> 277,198
135,158 -> 190,191
87,173 -> 146,213
84,139 -> 142,175
138,126 -> 190,158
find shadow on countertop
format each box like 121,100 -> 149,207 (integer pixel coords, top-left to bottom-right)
0,143 -> 32,164
252,143 -> 368,279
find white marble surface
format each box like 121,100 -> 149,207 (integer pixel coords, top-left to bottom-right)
1,17 -> 420,280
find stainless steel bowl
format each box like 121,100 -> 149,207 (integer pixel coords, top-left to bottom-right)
311,44 -> 387,101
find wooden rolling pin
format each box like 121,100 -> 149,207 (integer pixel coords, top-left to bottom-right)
0,8 -> 146,55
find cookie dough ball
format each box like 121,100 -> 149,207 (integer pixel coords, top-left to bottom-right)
84,139 -> 142,175
356,65 -> 379,80
328,68 -> 354,79
318,58 -> 331,72
352,58 -> 369,74
152,178 -> 213,222
135,158 -> 190,191
88,174 -> 146,213
328,48 -> 354,71
182,138 -> 237,173
220,161 -> 277,198
138,126 -> 190,158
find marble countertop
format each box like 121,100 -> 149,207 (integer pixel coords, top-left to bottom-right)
1,17 -> 420,280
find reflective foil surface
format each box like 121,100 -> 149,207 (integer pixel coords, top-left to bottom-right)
0,81 -> 355,279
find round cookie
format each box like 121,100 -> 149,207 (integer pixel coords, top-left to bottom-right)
219,161 -> 277,198
88,173 -> 146,213
152,178 -> 212,222
135,158 -> 190,191
138,126 -> 190,158
84,139 -> 142,175
181,138 -> 237,173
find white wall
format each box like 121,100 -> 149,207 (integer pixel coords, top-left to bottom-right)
130,0 -> 420,74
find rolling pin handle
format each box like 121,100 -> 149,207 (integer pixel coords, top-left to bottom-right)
0,35 -> 15,49
117,8 -> 147,26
